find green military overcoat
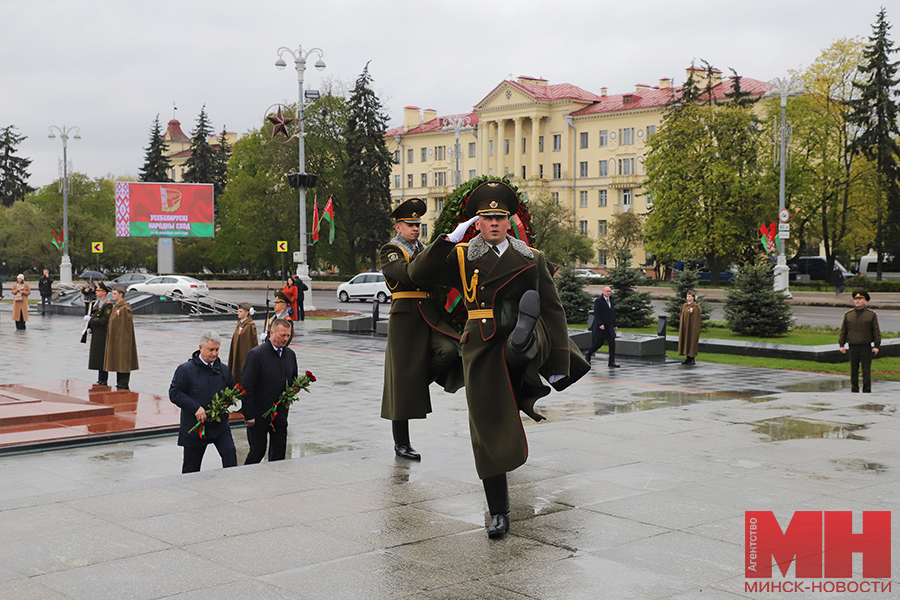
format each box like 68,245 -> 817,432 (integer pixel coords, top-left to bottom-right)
104,299 -> 139,373
409,234 -> 589,480
380,241 -> 463,421
228,316 -> 258,385
88,298 -> 114,370
678,301 -> 702,357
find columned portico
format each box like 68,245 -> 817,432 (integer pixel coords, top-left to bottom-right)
513,117 -> 523,180
494,119 -> 505,177
530,115 -> 542,180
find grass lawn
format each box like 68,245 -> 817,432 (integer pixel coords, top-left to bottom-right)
615,322 -> 900,346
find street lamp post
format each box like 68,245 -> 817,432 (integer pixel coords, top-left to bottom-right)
48,125 -> 81,285
276,44 -> 325,312
441,116 -> 474,188
765,77 -> 803,299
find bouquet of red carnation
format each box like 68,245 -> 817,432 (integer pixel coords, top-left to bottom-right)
188,383 -> 246,439
261,371 -> 316,425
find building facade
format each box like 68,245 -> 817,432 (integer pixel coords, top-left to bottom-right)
385,68 -> 767,268
163,119 -> 239,183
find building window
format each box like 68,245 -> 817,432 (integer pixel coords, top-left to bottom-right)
580,161 -> 588,178
552,163 -> 562,179
468,142 -> 476,158
599,189 -> 608,207
522,138 -> 526,154
539,136 -> 544,152
618,158 -> 635,175
421,224 -> 428,238
552,134 -> 562,151
646,125 -> 656,138
521,166 -> 526,178
580,132 -> 589,149
539,164 -> 544,178
407,148 -> 414,163
551,192 -> 559,205
407,174 -> 413,188
598,160 -> 608,177
598,220 -> 607,237
394,175 -> 400,188
598,252 -> 607,266
504,167 -> 509,176
619,128 -> 634,145
489,140 -> 494,156
599,130 -> 608,147
619,188 -> 633,205
580,190 -> 588,208
421,173 -> 428,187
435,171 -> 446,186
435,146 -> 445,160
504,139 -> 509,155
646,192 -> 653,207
469,169 -> 476,180
421,148 -> 427,162
393,150 -> 400,163
437,198 -> 444,212
579,220 -> 588,235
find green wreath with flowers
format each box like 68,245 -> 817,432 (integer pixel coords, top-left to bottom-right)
427,175 -> 534,333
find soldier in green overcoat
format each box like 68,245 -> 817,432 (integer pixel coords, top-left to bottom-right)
104,285 -> 140,390
381,198 -> 463,461
839,288 -> 881,393
87,281 -> 114,386
409,181 -> 589,539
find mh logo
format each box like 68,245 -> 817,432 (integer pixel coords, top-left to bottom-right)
745,511 -> 891,579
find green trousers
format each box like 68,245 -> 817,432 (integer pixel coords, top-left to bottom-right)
848,344 -> 873,393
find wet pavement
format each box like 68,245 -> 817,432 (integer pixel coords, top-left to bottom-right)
1,309 -> 899,598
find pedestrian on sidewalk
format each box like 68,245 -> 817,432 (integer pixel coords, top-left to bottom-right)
833,265 -> 845,297
38,269 -> 53,315
11,274 -> 30,330
585,285 -> 619,368
0,261 -> 8,283
839,288 -> 881,393
104,285 -> 139,390
678,290 -> 702,365
283,274 -> 307,321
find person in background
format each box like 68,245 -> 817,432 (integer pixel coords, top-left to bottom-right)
585,285 -> 619,368
678,290 -> 702,365
87,282 -> 114,386
283,274 -> 308,322
80,280 -> 96,315
104,285 -> 139,390
839,288 -> 881,393
228,302 -> 258,385
0,260 -> 9,283
262,291 -> 293,345
833,264 -> 845,297
11,274 -> 30,330
38,269 -> 53,316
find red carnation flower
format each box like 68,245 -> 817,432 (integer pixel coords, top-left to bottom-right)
306,370 -> 316,382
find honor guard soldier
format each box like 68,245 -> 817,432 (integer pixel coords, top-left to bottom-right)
409,180 -> 589,539
228,302 -> 259,385
381,198 -> 463,461
262,291 -> 294,346
839,288 -> 881,393
87,281 -> 114,386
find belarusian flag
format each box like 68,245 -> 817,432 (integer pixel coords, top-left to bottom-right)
312,197 -> 319,244
322,196 -> 335,244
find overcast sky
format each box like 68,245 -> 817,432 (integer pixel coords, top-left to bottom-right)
2,0 -> 892,188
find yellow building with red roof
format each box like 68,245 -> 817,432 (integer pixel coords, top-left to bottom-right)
163,119 -> 239,183
386,67 -> 768,268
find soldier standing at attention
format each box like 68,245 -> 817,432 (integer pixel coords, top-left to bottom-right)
839,288 -> 881,393
87,282 -> 114,386
104,285 -> 139,391
228,302 -> 258,385
381,198 -> 463,461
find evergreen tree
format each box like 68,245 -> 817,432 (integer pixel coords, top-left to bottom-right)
847,8 -> 900,271
607,249 -> 654,327
138,115 -> 172,183
213,126 -> 231,199
556,266 -> 593,324
0,125 -> 34,206
342,63 -> 393,270
724,261 -> 794,336
665,263 -> 712,329
183,105 -> 219,189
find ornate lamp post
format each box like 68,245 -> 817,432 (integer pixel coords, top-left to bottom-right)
275,44 -> 325,310
441,116 -> 476,188
765,77 -> 803,298
48,125 -> 81,285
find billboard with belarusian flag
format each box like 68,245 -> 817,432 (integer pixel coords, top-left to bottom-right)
115,182 -> 214,238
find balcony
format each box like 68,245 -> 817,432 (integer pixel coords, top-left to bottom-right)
609,175 -> 643,189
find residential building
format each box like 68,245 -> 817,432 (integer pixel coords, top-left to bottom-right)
163,119 -> 239,183
385,68 -> 767,268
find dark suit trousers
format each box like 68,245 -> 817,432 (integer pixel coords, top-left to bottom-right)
182,432 -> 238,473
245,411 -> 289,463
587,331 -> 616,364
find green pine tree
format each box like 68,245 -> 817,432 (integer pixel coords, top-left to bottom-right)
556,266 -> 593,324
607,249 -> 654,327
213,126 -> 231,199
138,115 -> 172,183
724,261 -> 794,336
183,105 -> 219,190
0,125 -> 34,206
665,263 -> 712,329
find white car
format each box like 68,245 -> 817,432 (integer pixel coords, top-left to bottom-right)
337,272 -> 392,303
127,275 -> 209,297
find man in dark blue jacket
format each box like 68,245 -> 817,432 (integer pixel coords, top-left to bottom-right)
169,330 -> 238,473
242,318 -> 298,464
586,285 -> 619,368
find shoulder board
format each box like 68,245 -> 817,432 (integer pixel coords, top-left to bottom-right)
845,308 -> 855,313
455,242 -> 469,248
528,246 -> 540,253
868,307 -> 877,313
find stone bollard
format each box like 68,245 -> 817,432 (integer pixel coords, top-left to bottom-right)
657,315 -> 667,337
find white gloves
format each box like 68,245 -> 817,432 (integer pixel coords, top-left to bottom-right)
258,332 -> 267,344
447,216 -> 479,243
548,374 -> 565,384
83,315 -> 92,322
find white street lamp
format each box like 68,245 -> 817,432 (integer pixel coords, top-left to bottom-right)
764,77 -> 803,299
276,44 -> 325,312
48,125 -> 81,285
441,116 -> 475,188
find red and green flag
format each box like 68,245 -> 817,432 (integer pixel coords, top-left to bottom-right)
311,196 -> 319,244
322,196 -> 335,244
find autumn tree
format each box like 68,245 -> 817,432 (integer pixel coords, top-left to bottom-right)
597,211 -> 643,266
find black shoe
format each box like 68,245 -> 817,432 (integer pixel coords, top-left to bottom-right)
487,514 -> 510,539
609,363 -> 620,368
509,290 -> 540,357
851,388 -> 860,393
394,444 -> 421,461
95,381 -> 109,386
117,385 -> 130,391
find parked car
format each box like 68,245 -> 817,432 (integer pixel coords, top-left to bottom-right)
127,275 -> 209,297
337,272 -> 392,303
573,269 -> 606,278
789,257 -> 852,282
110,273 -> 156,286
673,260 -> 736,282
857,255 -> 900,280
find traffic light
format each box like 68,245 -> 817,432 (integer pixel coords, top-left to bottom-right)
287,173 -> 318,189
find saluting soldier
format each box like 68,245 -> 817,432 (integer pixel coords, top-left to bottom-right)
409,180 -> 589,539
839,288 -> 881,393
87,281 -> 114,386
228,302 -> 259,385
381,198 -> 463,461
104,284 -> 139,391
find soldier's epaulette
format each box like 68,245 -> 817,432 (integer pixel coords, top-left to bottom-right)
868,307 -> 877,313
845,308 -> 854,313
528,246 -> 540,253
455,242 -> 469,248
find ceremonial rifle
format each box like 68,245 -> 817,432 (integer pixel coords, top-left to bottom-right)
80,300 -> 94,343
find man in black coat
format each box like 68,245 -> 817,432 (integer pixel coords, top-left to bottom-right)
242,318 -> 298,464
169,330 -> 238,473
586,285 -> 619,368
38,269 -> 53,315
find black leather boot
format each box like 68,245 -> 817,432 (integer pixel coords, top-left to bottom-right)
392,420 -> 420,461
483,473 -> 510,539
507,290 -> 540,364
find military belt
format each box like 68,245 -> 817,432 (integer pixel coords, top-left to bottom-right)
391,291 -> 429,299
467,309 -> 494,320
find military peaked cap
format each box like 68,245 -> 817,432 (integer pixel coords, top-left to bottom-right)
274,290 -> 289,303
466,181 -> 519,219
391,198 -> 426,224
852,288 -> 870,301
